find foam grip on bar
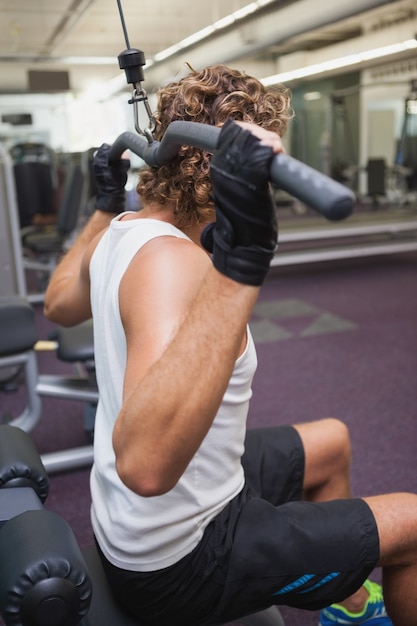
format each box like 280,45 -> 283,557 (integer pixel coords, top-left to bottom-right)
270,154 -> 355,221
108,122 -> 355,221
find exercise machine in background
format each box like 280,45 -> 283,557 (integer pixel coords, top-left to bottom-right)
395,78 -> 417,196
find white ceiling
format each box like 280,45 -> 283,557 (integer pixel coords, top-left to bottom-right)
0,0 -> 416,96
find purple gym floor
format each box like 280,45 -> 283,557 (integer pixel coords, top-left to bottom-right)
1,251 -> 416,626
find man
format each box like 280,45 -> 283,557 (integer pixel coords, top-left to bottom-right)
44,64 -> 417,626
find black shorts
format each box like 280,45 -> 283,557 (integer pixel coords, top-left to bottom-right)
96,425 -> 380,626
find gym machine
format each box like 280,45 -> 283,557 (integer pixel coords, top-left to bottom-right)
0,144 -> 26,300
0,298 -> 96,474
0,424 -> 285,626
395,79 -> 417,194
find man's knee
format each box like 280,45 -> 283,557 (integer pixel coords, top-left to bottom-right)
296,418 -> 352,499
296,417 -> 351,470
322,417 -> 351,469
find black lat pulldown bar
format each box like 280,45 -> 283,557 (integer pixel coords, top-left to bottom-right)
109,124 -> 355,222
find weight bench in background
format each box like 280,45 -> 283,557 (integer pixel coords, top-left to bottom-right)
0,425 -> 285,626
20,162 -> 86,303
0,296 -> 96,474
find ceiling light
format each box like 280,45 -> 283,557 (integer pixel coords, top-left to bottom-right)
303,91 -> 322,101
262,39 -> 417,85
153,0 -> 275,63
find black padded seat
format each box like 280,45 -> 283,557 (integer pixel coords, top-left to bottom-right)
56,319 -> 94,363
0,297 -> 37,356
81,545 -> 138,626
82,543 -> 286,625
22,229 -> 66,254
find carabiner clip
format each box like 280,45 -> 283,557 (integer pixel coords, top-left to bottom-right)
129,85 -> 156,141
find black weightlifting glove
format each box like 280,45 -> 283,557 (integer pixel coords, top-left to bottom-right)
92,143 -> 130,213
201,119 -> 278,286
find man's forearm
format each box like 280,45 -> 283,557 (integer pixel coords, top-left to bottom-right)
43,210 -> 115,324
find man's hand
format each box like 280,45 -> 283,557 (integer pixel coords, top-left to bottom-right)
201,119 -> 283,286
93,143 -> 130,214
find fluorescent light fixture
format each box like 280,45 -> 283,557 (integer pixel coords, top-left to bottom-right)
180,26 -> 216,48
407,100 -> 417,114
61,56 -> 117,65
154,45 -> 181,62
262,39 -> 417,85
154,0 -> 275,62
303,91 -> 322,101
0,55 -> 117,65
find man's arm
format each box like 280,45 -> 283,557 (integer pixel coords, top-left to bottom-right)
113,121 -> 283,496
44,144 -> 130,327
43,210 -> 113,326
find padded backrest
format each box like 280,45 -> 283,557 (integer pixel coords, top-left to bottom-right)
57,163 -> 85,235
366,158 -> 385,197
0,297 -> 37,356
13,162 -> 55,227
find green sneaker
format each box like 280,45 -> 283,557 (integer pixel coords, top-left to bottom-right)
319,580 -> 393,625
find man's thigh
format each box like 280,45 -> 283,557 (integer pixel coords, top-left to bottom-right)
215,496 -> 379,621
242,425 -> 305,504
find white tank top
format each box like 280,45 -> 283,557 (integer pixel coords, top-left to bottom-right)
89,214 -> 257,571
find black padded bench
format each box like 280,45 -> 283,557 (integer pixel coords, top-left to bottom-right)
0,426 -> 286,626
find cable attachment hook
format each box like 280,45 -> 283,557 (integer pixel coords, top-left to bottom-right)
129,83 -> 156,141
118,47 -> 156,141
115,0 -> 155,140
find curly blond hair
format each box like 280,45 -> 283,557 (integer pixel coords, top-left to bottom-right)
137,64 -> 293,230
